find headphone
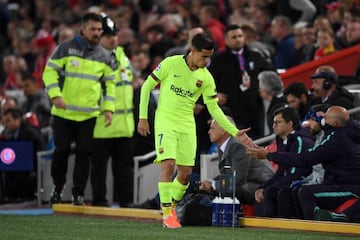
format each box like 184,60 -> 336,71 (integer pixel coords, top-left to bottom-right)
322,71 -> 337,90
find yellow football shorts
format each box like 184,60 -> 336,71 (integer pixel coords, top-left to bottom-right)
154,128 -> 196,166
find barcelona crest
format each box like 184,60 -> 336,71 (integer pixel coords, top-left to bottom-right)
196,80 -> 203,87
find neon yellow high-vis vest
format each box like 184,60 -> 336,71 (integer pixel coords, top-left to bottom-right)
43,36 -> 115,121
93,46 -> 135,138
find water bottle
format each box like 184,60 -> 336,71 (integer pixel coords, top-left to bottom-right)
211,197 -> 221,226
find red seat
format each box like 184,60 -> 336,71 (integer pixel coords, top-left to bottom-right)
334,198 -> 358,213
243,204 -> 255,216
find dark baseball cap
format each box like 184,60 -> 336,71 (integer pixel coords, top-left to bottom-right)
311,70 -> 337,84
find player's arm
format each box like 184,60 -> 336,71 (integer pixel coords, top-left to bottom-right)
207,102 -> 252,147
138,75 -> 159,136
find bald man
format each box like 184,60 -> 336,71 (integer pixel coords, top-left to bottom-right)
247,106 -> 360,220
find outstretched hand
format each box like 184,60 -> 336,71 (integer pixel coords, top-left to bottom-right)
246,145 -> 269,159
235,127 -> 254,149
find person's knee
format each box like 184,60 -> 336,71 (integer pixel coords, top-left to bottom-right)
160,160 -> 176,180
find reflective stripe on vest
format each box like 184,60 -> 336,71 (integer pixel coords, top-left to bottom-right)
114,109 -> 134,115
66,104 -> 100,113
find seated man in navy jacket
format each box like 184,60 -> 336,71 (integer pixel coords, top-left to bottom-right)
254,107 -> 314,217
248,106 -> 360,220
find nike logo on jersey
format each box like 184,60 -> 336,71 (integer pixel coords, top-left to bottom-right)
173,74 -> 182,77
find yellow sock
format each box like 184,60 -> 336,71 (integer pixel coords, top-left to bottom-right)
171,177 -> 189,202
158,182 -> 172,218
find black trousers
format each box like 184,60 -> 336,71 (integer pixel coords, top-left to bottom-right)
297,184 -> 360,219
91,137 -> 133,207
261,186 -> 295,217
51,116 -> 96,196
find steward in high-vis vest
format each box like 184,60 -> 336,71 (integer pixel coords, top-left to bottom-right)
90,14 -> 135,207
43,13 -> 116,206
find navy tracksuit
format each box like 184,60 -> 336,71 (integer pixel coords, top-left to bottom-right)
258,128 -> 314,217
271,119 -> 360,219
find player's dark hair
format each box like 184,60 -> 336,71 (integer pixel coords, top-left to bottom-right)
191,33 -> 214,51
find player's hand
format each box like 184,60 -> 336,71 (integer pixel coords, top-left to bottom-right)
52,97 -> 66,109
104,111 -> 113,127
235,128 -> 254,149
137,119 -> 150,136
246,145 -> 268,159
255,188 -> 264,203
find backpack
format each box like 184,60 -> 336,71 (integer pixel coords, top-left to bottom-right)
175,191 -> 214,226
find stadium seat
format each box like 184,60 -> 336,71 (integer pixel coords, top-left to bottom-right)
243,204 -> 255,216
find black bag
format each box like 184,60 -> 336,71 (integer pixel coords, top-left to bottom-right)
175,191 -> 214,226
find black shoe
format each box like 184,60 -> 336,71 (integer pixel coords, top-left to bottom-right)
72,195 -> 85,206
128,199 -> 159,209
50,190 -> 62,206
314,207 -> 349,222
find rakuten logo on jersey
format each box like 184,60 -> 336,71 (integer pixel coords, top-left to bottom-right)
170,84 -> 194,97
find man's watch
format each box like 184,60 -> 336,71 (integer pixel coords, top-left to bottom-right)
266,152 -> 273,160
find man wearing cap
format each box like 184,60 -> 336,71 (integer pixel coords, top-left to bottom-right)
90,14 -> 135,207
43,13 -> 116,206
311,65 -> 354,109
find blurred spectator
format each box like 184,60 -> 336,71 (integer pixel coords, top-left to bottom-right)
258,71 -> 288,135
144,24 -> 175,67
117,27 -> 135,57
199,4 -> 226,52
324,1 -> 344,34
0,96 -> 19,133
313,28 -> 337,60
33,29 -> 56,87
240,23 -> 273,63
209,24 -> 274,139
164,27 -> 188,57
273,0 -> 317,25
2,54 -> 22,90
300,23 -> 317,62
20,72 -> 52,128
313,15 -> 333,33
311,65 -> 354,109
58,27 -> 75,43
132,49 -> 153,81
270,15 -> 297,69
284,81 -> 319,123
345,20 -> 360,46
164,26 -> 204,57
